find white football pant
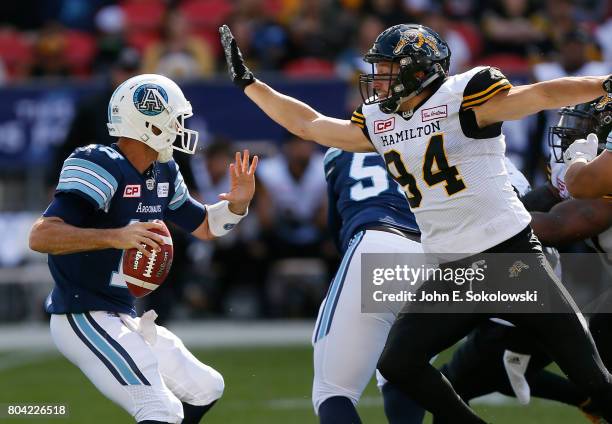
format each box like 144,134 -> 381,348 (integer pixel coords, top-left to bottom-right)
312,229 -> 424,413
50,310 -> 224,423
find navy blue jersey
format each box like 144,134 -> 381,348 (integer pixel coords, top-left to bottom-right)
325,148 -> 419,253
43,144 -> 205,315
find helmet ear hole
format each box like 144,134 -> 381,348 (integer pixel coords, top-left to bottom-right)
145,121 -> 162,135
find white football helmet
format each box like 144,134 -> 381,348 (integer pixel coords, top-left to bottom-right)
106,74 -> 198,161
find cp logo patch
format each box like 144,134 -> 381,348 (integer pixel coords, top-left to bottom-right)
133,84 -> 169,116
374,117 -> 395,134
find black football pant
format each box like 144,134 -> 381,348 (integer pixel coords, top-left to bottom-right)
377,227 -> 612,424
434,314 -> 612,422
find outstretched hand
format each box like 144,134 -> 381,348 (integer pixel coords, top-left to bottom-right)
218,150 -> 258,215
563,133 -> 599,165
219,25 -> 255,90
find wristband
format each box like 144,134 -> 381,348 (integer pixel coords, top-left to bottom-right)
206,200 -> 247,237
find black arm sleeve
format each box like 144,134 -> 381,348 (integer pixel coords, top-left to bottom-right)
459,67 -> 513,139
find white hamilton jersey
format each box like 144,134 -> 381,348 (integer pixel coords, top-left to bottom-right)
549,157 -> 571,200
356,67 -> 531,255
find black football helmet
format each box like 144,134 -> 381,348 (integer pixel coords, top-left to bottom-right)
359,24 -> 451,114
549,94 -> 612,162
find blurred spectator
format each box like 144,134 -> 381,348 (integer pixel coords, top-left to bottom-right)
49,48 -> 141,184
285,0 -> 329,60
257,136 -> 327,251
227,10 -> 289,71
188,139 -> 265,317
92,5 -> 127,74
193,139 -> 233,204
596,18 -> 612,65
481,0 -> 548,58
439,0 -> 480,21
336,15 -> 385,79
230,0 -> 292,71
401,0 -> 434,17
256,135 -> 332,316
532,29 -> 609,86
225,16 -> 257,69
54,0 -> 108,32
285,0 -> 340,61
362,0 -> 408,27
30,22 -> 70,78
142,9 -> 214,80
421,9 -> 471,74
531,29 -> 610,180
541,0 -> 579,52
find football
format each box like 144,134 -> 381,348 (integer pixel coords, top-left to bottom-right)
122,221 -> 173,297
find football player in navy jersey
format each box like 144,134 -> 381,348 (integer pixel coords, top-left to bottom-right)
313,148 -> 424,424
29,74 -> 258,424
219,21 -> 612,423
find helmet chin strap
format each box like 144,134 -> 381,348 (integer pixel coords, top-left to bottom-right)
157,146 -> 174,163
381,71 -> 442,114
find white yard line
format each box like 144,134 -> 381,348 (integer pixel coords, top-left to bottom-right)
0,320 -> 316,351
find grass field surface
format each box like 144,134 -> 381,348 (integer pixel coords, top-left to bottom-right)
0,345 -> 588,423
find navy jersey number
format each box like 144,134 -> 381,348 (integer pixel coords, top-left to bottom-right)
349,153 -> 403,201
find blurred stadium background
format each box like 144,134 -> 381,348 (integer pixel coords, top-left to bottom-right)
0,0 -> 610,422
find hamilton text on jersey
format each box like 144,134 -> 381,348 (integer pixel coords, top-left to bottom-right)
380,120 -> 442,147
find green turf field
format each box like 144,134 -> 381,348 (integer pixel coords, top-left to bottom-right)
0,346 -> 586,423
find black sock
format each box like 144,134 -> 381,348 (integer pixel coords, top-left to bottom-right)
181,401 -> 217,424
318,396 -> 361,424
382,382 -> 425,424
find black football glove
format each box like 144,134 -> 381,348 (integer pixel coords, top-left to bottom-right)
604,75 -> 612,93
219,24 -> 255,90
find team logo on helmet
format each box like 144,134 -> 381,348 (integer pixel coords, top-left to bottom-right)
595,93 -> 612,112
133,84 -> 169,116
393,29 -> 441,57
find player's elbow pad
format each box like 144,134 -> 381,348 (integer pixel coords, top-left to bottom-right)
206,200 -> 247,237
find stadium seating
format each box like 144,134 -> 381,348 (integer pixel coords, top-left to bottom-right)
0,29 -> 32,78
64,31 -> 96,76
121,0 -> 167,33
179,0 -> 234,31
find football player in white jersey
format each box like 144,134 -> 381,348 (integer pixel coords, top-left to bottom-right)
433,101 -> 612,423
219,23 -> 612,423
